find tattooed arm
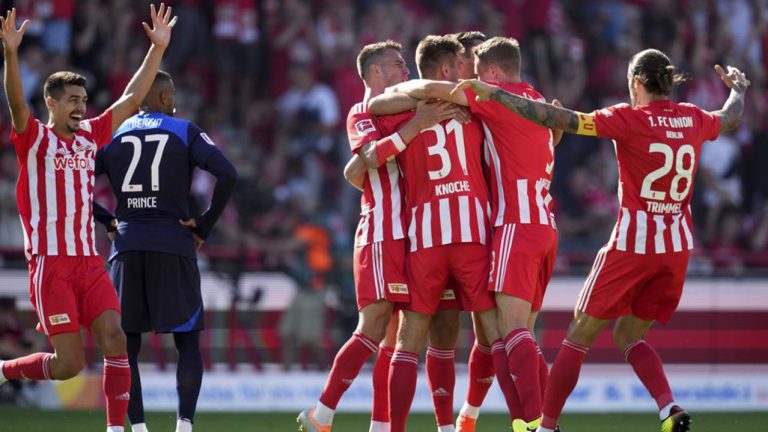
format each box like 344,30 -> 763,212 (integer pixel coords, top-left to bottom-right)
711,65 -> 750,132
452,79 -> 591,135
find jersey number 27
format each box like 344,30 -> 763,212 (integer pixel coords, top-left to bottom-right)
121,134 -> 168,193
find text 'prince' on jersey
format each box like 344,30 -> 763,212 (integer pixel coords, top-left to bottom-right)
377,112 -> 490,252
97,113 -> 222,259
585,100 -> 720,254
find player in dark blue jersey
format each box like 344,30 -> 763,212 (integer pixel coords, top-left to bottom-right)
94,70 -> 237,432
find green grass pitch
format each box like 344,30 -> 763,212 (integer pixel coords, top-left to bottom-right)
0,409 -> 764,431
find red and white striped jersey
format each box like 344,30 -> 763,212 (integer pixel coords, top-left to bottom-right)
377,112 -> 490,252
465,81 -> 556,229
589,100 -> 721,254
11,110 -> 113,259
347,101 -> 405,247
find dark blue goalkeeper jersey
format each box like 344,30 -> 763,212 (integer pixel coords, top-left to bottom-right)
94,112 -> 237,260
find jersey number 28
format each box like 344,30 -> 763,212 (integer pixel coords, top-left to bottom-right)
640,143 -> 695,201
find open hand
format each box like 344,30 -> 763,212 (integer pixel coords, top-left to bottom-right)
450,79 -> 499,102
143,3 -> 177,49
715,65 -> 750,94
180,218 -> 205,250
0,8 -> 29,53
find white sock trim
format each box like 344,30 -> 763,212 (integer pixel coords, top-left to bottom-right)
537,427 -> 554,432
175,418 -> 192,432
459,402 -> 480,419
437,425 -> 455,432
369,420 -> 390,432
131,423 -> 149,432
314,401 -> 335,426
659,401 -> 677,420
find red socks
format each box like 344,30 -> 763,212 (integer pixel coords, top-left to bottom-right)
466,343 -> 494,407
319,332 -> 379,409
104,355 -> 131,427
541,339 -> 589,429
491,340 -> 522,420
537,346 -> 549,401
504,329 -> 542,422
388,350 -> 419,432
372,345 -> 394,423
623,340 -> 674,410
426,347 -> 455,427
1,352 -> 53,380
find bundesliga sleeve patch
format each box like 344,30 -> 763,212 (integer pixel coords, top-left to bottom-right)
49,313 -> 71,326
577,113 -> 597,136
387,283 -> 409,294
354,119 -> 376,136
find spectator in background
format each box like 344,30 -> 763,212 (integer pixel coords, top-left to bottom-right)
699,133 -> 743,244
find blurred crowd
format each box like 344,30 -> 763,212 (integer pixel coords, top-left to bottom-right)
0,0 -> 766,295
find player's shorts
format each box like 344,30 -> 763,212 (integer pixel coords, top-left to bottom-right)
405,243 -> 495,315
353,240 -> 410,310
489,223 -> 558,312
28,255 -> 121,338
575,247 -> 690,324
110,251 -> 203,333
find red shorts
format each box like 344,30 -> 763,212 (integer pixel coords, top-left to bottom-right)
29,255 -> 121,337
575,248 -> 689,324
353,240 -> 410,310
405,243 -> 495,315
489,224 -> 557,312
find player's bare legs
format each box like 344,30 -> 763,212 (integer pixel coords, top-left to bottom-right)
536,311 -> 608,432
91,309 -> 131,432
389,310 -> 432,432
426,308 -> 461,431
456,313 -> 500,432
302,300 -> 396,432
614,316 -> 687,431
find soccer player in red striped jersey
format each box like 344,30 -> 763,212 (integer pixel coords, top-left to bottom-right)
0,5 -> 176,432
298,40 -> 460,432
455,49 -> 750,432
370,34 -> 501,432
372,37 -> 563,432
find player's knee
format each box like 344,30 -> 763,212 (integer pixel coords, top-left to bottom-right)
100,326 -> 128,356
612,325 -> 641,352
359,319 -> 388,342
54,356 -> 85,380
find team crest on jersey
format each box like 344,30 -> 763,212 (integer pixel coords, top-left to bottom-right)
355,119 -> 376,136
388,283 -> 408,294
441,289 -> 456,300
49,313 -> 71,326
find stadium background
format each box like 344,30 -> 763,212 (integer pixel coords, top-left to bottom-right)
0,0 -> 766,430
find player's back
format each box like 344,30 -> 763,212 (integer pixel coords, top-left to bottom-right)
466,81 -> 555,228
98,112 -> 216,259
590,100 -> 721,254
377,112 -> 489,251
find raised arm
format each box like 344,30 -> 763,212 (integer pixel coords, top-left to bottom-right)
712,65 -> 750,132
0,8 -> 31,133
452,79 -> 586,134
109,3 -> 177,132
390,79 -> 469,106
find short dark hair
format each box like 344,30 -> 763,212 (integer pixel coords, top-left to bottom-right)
474,37 -> 521,76
415,35 -> 463,78
154,69 -> 173,85
356,40 -> 403,81
454,31 -> 487,55
43,71 -> 87,100
628,49 -> 687,96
